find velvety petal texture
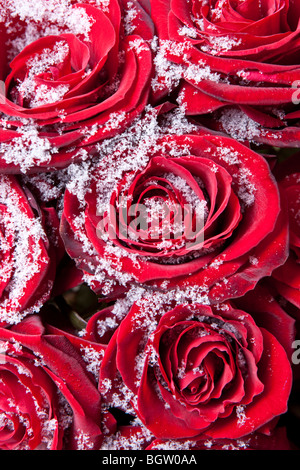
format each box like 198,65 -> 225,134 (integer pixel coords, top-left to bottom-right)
0,0 -> 298,452
271,153 -> 300,309
150,0 -> 300,148
60,127 -> 288,302
99,290 -> 293,439
0,0 -> 154,173
0,315 -> 104,450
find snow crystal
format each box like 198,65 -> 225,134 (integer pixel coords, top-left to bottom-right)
221,439 -> 250,450
0,413 -> 14,432
183,61 -> 220,84
2,0 -> 95,56
219,108 -> 262,143
72,214 -> 97,258
215,145 -> 257,208
101,377 -> 112,395
218,146 -> 241,166
151,50 -> 184,94
192,15 -> 205,31
124,1 -> 138,35
178,26 -> 198,39
14,363 -> 31,377
29,84 -> 70,108
131,283 -> 211,334
94,0 -> 111,13
134,340 -> 158,387
236,405 -> 248,426
249,256 -> 259,265
100,423 -> 154,450
235,167 -> 257,208
210,0 -> 227,21
96,315 -> 119,339
56,390 -> 74,432
151,37 -> 221,95
97,111 -> 127,134
0,123 -> 58,173
129,38 -> 149,55
80,345 -> 104,381
112,285 -> 146,318
166,173 -> 206,211
109,384 -> 136,414
75,431 -> 95,450
40,418 -> 58,450
209,256 -> 224,269
201,35 -> 242,56
151,439 -> 197,450
66,161 -> 94,207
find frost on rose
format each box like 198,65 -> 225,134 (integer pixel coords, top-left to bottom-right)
150,0 -> 300,148
0,175 -> 63,326
0,0 -> 298,453
0,314 -> 104,450
0,0 -> 154,173
60,109 -> 289,303
99,289 -> 293,441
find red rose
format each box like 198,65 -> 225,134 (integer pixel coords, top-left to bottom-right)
150,0 -> 300,148
0,0 -> 154,173
0,174 -> 62,327
99,290 -> 293,440
270,153 -> 300,310
60,117 -> 288,302
0,314 -> 104,450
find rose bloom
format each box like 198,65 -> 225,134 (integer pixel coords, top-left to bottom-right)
60,120 -> 288,302
0,0 -> 153,173
99,289 -> 293,440
0,313 -> 105,450
150,0 -> 300,148
0,174 -> 63,327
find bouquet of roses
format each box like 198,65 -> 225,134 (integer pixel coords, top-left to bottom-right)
0,0 -> 299,451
